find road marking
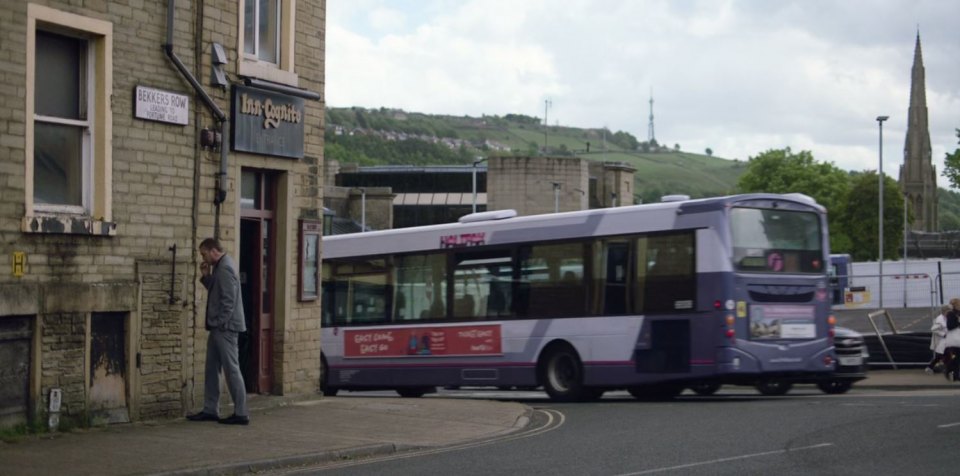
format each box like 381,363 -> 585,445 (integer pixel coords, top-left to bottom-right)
938,422 -> 960,428
273,408 -> 565,473
615,443 -> 834,476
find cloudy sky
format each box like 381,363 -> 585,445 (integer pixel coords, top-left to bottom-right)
326,0 -> 960,187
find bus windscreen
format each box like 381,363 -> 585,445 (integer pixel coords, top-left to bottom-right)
730,207 -> 823,274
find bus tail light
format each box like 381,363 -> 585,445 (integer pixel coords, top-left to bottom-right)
725,329 -> 735,339
823,355 -> 833,366
827,314 -> 836,339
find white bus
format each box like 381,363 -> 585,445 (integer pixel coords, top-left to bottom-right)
320,193 -> 837,401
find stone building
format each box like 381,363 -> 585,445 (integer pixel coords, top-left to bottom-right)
899,32 -> 938,232
487,156 -> 635,216
0,0 -> 325,429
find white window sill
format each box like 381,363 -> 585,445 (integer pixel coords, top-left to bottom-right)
238,59 -> 298,86
22,215 -> 117,236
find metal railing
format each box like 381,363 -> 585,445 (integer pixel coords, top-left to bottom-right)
832,272 -> 937,311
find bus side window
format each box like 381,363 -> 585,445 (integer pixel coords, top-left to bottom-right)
520,242 -> 586,318
395,253 -> 447,321
455,294 -> 475,318
643,232 -> 695,312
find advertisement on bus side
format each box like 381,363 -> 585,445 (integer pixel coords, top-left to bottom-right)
344,324 -> 502,358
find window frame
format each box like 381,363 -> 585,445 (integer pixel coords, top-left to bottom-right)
32,30 -> 93,214
24,4 -> 113,234
237,0 -> 298,86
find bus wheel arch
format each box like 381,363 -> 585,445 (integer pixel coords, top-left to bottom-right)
537,340 -> 587,402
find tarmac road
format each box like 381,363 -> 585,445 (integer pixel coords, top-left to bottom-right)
1,369 -> 955,476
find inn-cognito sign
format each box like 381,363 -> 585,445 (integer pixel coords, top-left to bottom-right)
231,84 -> 305,159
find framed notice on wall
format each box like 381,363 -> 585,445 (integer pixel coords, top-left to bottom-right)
299,220 -> 321,301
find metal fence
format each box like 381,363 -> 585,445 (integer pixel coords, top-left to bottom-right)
835,272 -> 937,310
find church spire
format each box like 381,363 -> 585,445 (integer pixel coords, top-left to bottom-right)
899,30 -> 938,232
909,31 -> 927,115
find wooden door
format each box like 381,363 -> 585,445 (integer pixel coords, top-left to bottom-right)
239,169 -> 276,393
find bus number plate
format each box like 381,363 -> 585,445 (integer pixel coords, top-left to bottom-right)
780,322 -> 816,339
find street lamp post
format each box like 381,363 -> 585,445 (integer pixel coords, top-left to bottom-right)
472,157 -> 487,214
359,187 -> 366,231
877,115 -> 889,308
552,182 -> 561,213
903,192 -> 908,307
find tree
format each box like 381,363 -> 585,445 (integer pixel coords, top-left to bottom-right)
738,148 -> 849,211
942,129 -> 960,188
737,148 -> 853,253
834,172 -> 906,261
705,148 -> 713,156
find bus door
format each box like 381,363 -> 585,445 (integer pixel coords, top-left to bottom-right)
602,241 -> 630,315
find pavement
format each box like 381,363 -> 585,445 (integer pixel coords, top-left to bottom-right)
2,369 -> 957,476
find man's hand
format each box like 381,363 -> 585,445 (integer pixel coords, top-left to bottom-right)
200,261 -> 211,277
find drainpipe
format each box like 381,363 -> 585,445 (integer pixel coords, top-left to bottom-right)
164,0 -> 228,238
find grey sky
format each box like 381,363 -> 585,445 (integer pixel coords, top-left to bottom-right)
326,0 -> 960,186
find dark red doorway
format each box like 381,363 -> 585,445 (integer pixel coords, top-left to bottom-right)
239,169 -> 276,393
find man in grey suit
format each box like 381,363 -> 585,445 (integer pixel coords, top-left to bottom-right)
187,237 -> 249,425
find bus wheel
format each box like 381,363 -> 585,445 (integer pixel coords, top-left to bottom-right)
628,384 -> 683,400
397,387 -> 431,398
816,379 -> 852,394
320,357 -> 338,397
539,344 -> 586,402
755,380 -> 793,396
583,387 -> 606,401
689,382 -> 722,396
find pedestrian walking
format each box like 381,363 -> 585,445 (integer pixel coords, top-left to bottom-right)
941,298 -> 960,382
186,237 -> 250,425
926,304 -> 950,374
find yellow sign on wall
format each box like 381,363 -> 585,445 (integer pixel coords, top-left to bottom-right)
12,251 -> 25,277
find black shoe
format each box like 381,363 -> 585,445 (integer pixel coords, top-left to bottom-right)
186,412 -> 219,422
218,414 -> 249,425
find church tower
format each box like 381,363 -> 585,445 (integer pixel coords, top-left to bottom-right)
899,32 -> 938,232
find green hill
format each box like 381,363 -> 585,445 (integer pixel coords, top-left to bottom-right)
325,107 -> 748,202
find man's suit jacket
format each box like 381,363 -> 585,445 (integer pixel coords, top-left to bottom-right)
201,254 -> 247,332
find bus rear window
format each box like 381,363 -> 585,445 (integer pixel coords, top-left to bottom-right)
731,207 -> 823,273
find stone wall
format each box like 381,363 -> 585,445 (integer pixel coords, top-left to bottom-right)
0,0 -> 325,428
487,156 -> 589,215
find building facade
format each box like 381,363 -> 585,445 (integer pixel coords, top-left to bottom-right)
0,0 -> 325,429
899,33 -> 938,232
326,156 -> 637,232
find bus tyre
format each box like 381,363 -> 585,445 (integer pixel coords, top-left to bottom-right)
539,345 -> 587,402
583,387 -> 606,401
816,379 -> 852,394
320,357 -> 339,397
755,380 -> 793,396
397,387 -> 431,398
689,382 -> 722,396
628,384 -> 683,400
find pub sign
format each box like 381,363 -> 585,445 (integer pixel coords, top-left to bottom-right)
231,84 -> 305,159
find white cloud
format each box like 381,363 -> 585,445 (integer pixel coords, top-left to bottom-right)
327,0 -> 960,186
